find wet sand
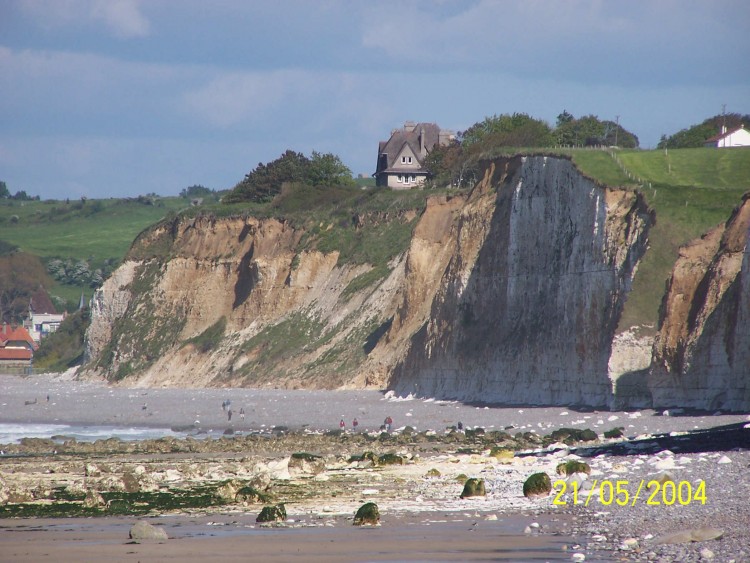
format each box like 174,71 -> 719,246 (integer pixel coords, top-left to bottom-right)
0,512 -> 582,562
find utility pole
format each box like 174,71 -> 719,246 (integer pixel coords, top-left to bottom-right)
615,115 -> 620,147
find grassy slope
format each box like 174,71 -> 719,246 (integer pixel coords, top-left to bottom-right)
571,147 -> 750,332
0,198 -> 187,305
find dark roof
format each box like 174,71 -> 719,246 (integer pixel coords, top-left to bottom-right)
376,123 -> 442,175
29,287 -> 57,314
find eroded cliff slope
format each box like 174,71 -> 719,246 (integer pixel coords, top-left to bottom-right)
84,156 -> 654,406
649,194 -> 750,411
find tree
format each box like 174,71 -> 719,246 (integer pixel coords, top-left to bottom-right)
0,181 -> 9,199
307,151 -> 355,187
460,113 -> 553,148
424,140 -> 478,188
223,149 -> 354,203
554,113 -> 638,148
179,185 -> 215,199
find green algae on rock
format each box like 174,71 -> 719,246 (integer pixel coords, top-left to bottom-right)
353,502 -> 380,526
523,472 -> 552,498
460,478 -> 486,499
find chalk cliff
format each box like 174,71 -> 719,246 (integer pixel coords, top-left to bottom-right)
649,194 -> 750,411
387,157 -> 652,406
84,155 -> 656,406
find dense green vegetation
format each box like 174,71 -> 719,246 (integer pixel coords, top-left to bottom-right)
426,112 -> 638,187
223,150 -> 355,203
658,112 -> 750,149
0,196 -> 186,315
32,308 -> 90,371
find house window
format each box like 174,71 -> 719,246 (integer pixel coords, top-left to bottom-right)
400,156 -> 413,164
398,175 -> 405,183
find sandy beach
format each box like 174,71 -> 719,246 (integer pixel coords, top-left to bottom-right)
1,373 -> 750,562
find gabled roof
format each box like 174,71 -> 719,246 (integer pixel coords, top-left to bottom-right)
0,324 -> 37,350
29,287 -> 57,315
705,125 -> 746,143
376,123 -> 442,174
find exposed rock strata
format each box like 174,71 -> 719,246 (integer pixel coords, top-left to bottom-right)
84,156 -> 654,407
388,157 -> 652,406
650,194 -> 750,411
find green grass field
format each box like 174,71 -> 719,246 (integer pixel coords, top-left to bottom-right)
571,147 -> 750,331
0,197 -> 187,304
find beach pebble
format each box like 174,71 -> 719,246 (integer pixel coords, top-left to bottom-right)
717,455 -> 732,464
700,547 -> 715,560
619,538 -> 639,551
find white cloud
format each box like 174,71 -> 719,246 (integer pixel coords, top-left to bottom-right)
18,0 -> 150,38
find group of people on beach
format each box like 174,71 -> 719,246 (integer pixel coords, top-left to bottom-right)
221,400 -> 245,422
337,415 -> 393,433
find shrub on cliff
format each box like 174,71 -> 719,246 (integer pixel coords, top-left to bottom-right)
223,150 -> 354,204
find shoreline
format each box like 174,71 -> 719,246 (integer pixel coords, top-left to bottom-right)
1,373 -> 749,561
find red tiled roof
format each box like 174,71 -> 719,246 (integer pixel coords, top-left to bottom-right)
0,348 -> 33,360
705,126 -> 743,143
0,325 -> 37,349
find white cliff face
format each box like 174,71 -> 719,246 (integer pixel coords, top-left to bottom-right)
389,156 -> 652,406
650,195 -> 750,411
84,261 -> 139,367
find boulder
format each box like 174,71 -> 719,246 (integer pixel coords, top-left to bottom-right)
288,452 -> 325,477
256,503 -> 287,523
129,520 -> 168,542
460,478 -> 486,499
523,472 -> 552,498
353,502 -> 380,526
556,460 -> 591,476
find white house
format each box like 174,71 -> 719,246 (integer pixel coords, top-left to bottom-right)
704,124 -> 750,148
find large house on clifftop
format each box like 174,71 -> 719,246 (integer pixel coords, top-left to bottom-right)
374,122 -> 455,189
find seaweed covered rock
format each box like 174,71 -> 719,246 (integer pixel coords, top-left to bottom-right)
460,478 -> 486,499
604,427 -> 625,439
235,486 -> 272,505
256,503 -> 287,523
523,472 -> 552,498
377,453 -> 404,466
556,460 -> 591,476
548,428 -> 598,445
489,447 -> 514,461
353,502 -> 380,526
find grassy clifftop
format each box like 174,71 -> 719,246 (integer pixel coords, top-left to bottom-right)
571,147 -> 750,331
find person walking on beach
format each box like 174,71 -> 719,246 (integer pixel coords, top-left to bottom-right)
228,409 -> 232,421
352,417 -> 358,430
339,418 -> 346,430
384,415 -> 393,433
240,408 -> 245,421
222,400 -> 227,411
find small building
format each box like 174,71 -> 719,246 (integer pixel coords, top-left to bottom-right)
704,124 -> 750,148
0,323 -> 37,373
374,122 -> 455,189
22,288 -> 66,344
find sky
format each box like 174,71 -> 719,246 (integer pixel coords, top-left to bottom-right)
1,0 -> 749,200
